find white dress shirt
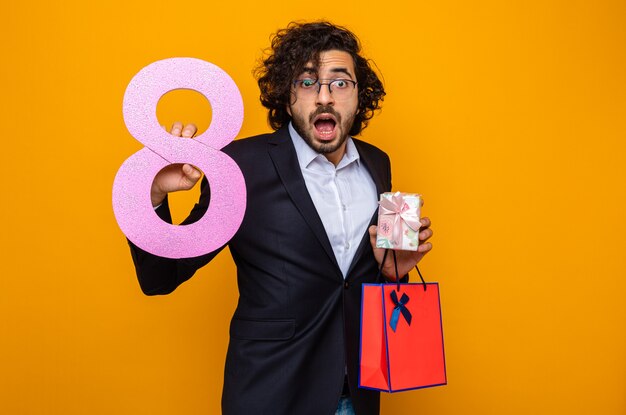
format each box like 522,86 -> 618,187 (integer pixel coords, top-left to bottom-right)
289,122 -> 378,278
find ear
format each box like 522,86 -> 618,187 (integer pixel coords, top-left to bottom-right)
286,104 -> 292,117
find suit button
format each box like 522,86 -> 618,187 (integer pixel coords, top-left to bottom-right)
344,281 -> 349,289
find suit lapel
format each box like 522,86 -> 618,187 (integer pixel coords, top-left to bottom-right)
345,139 -> 388,278
267,127 -> 342,277
356,140 -> 387,197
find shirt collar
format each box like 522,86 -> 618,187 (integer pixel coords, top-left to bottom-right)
288,121 -> 360,170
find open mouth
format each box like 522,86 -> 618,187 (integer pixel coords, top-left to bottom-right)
313,114 -> 337,140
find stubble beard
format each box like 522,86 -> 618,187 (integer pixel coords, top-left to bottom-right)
291,105 -> 356,155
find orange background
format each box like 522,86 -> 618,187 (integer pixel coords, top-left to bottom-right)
2,1 -> 625,414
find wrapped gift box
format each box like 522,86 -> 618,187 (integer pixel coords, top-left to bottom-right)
376,192 -> 421,251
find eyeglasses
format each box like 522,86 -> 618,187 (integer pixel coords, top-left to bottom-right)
292,78 -> 358,100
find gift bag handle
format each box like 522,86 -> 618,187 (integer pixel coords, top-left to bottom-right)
375,249 -> 427,292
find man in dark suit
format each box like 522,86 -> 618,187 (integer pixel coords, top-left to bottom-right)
130,21 -> 433,415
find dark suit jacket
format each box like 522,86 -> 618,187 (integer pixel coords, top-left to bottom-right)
130,125 -> 392,415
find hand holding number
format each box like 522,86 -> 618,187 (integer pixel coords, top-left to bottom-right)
151,123 -> 201,206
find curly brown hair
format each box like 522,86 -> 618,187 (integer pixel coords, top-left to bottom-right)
254,21 -> 385,136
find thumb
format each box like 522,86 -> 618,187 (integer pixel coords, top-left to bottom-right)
368,225 -> 378,245
182,164 -> 201,183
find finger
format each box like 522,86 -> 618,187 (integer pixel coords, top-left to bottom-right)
368,225 -> 377,237
190,165 -> 202,180
418,242 -> 432,253
368,225 -> 378,243
182,163 -> 201,178
170,121 -> 184,137
420,217 -> 431,229
181,123 -> 198,138
180,164 -> 202,189
419,228 -> 433,241
420,197 -> 424,207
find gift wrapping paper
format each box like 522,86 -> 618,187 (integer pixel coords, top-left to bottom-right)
376,192 -> 421,251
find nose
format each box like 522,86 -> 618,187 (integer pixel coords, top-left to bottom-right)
316,83 -> 335,106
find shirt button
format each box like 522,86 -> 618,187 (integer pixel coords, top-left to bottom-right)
345,243 -> 350,249
344,281 -> 349,289
342,204 -> 347,211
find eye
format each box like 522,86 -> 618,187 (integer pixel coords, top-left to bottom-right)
299,79 -> 317,89
333,79 -> 349,89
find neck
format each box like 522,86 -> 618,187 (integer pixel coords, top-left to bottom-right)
323,142 -> 348,166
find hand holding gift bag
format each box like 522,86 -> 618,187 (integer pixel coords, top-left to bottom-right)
360,199 -> 446,392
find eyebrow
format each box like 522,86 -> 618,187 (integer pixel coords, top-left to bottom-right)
300,67 -> 317,76
329,67 -> 354,79
300,66 -> 354,80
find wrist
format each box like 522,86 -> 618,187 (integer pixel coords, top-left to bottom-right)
151,187 -> 166,207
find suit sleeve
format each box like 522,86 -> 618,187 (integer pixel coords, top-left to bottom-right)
127,177 -> 226,295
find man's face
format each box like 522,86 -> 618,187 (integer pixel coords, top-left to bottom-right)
287,50 -> 359,163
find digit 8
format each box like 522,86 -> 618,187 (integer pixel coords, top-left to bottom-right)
112,58 -> 246,258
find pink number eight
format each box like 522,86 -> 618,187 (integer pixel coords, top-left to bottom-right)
112,58 -> 246,258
